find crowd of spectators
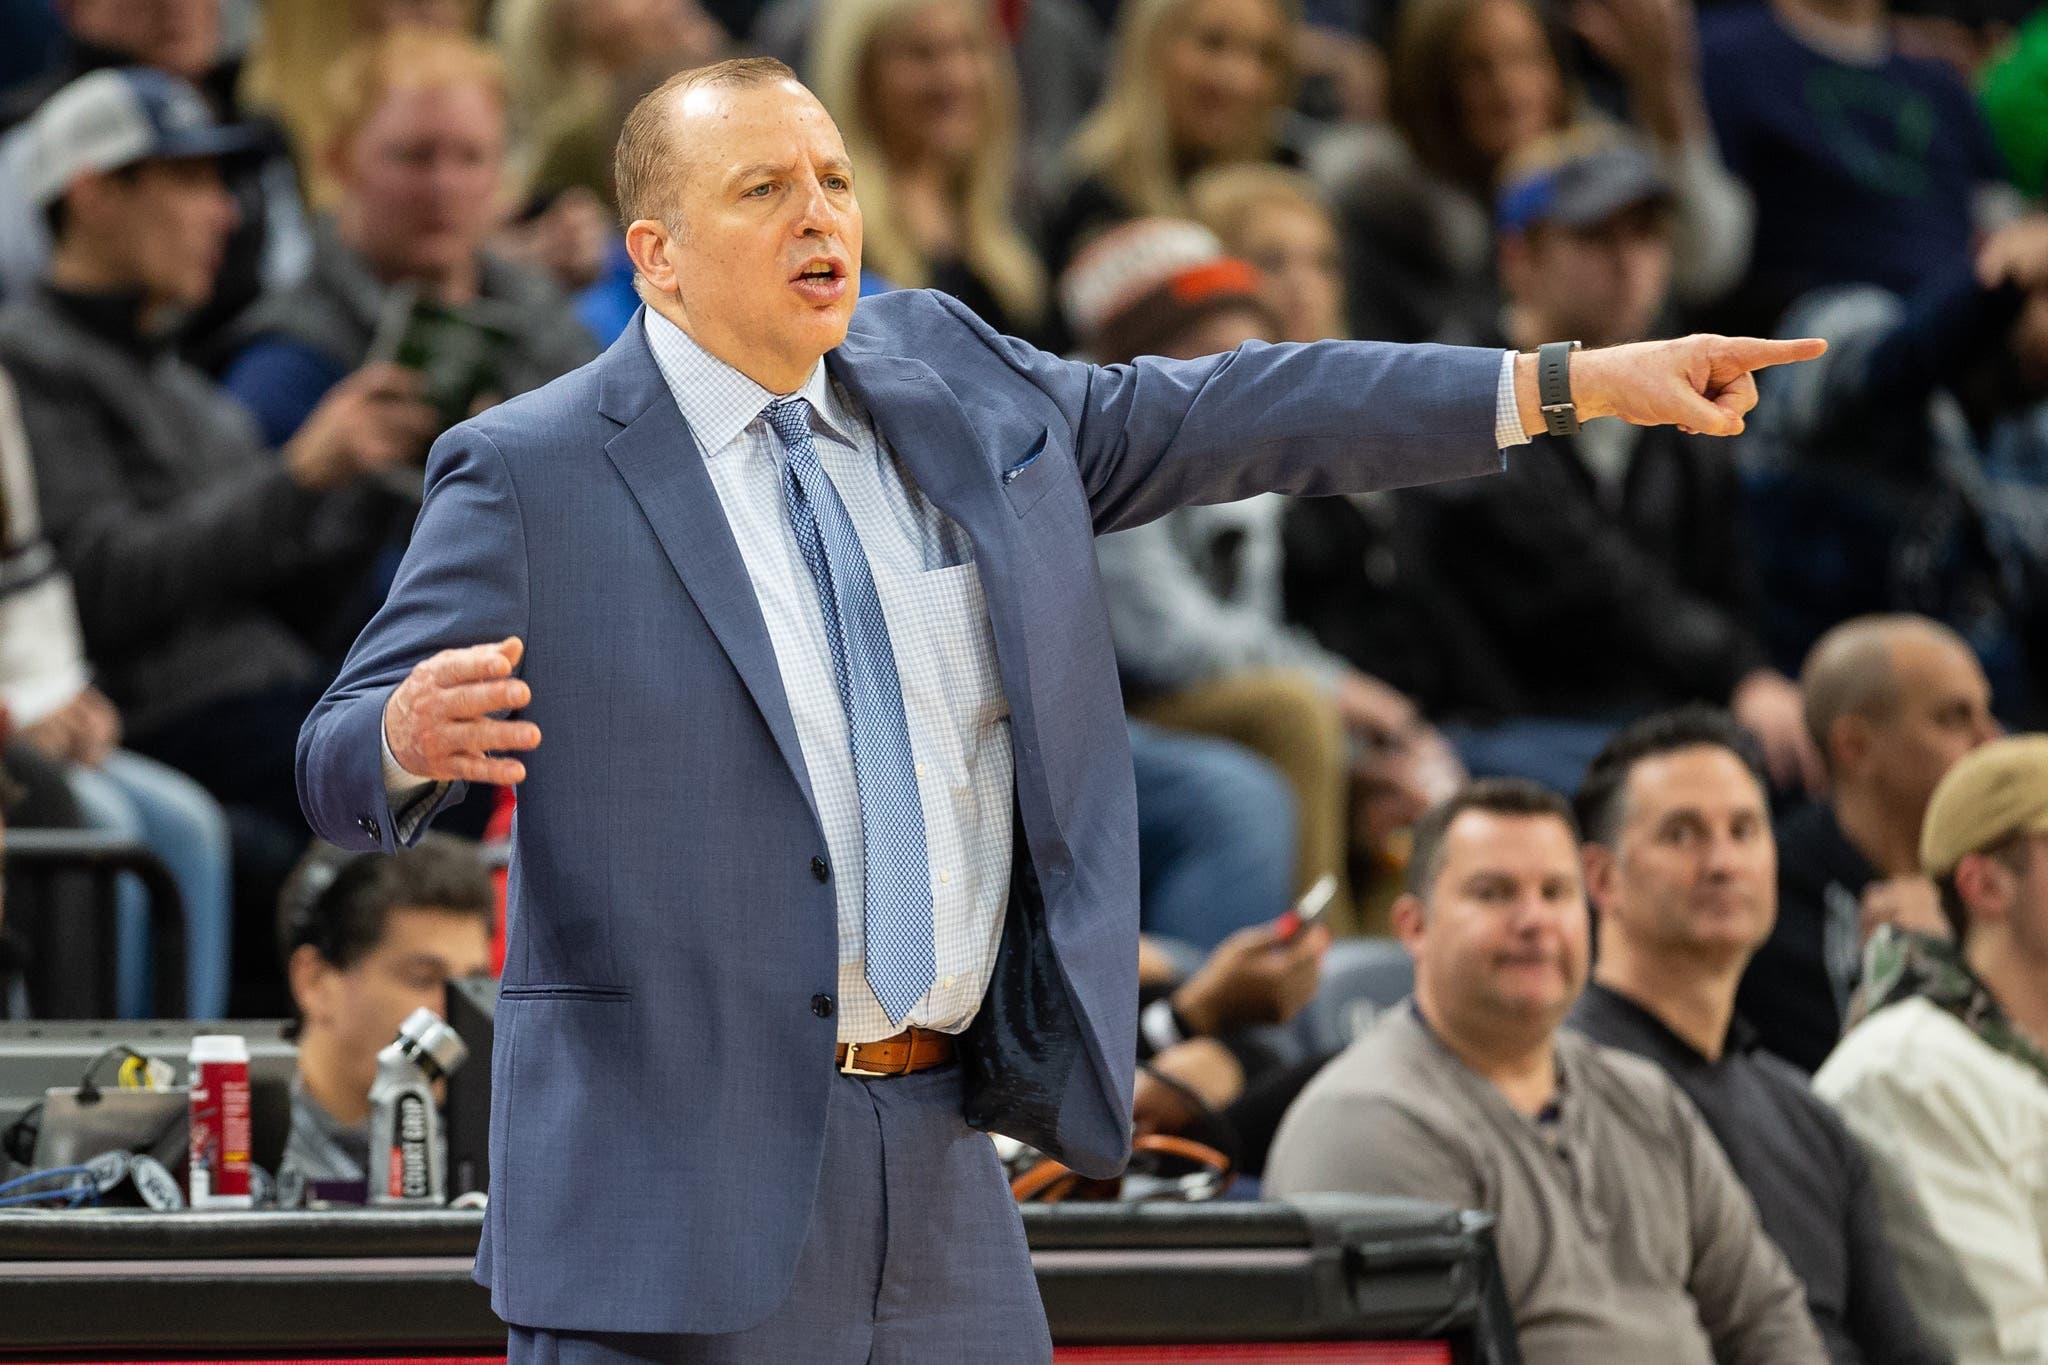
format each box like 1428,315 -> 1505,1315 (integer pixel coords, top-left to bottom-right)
0,0 -> 2044,1356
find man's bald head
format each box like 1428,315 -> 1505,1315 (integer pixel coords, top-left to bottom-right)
613,56 -> 800,229
1801,614 -> 1998,819
1801,616 -> 1966,760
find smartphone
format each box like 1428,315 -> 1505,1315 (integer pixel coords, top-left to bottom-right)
1272,874 -> 1338,943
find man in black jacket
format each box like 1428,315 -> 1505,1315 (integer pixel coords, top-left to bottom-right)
1289,129 -> 1819,794
0,68 -> 437,1012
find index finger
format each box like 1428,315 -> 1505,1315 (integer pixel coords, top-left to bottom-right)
1722,336 -> 1828,372
421,641 -> 522,687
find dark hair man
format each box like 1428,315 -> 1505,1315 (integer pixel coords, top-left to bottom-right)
1570,707 -> 1945,1364
276,836 -> 493,1185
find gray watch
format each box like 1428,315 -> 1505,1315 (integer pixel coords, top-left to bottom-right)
1538,340 -> 1583,438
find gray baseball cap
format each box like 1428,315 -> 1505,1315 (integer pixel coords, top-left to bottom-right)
1495,131 -> 1673,234
15,67 -> 264,207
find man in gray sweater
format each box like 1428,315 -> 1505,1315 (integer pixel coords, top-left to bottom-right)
1265,778 -> 1825,1365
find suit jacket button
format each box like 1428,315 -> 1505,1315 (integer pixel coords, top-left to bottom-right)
811,856 -> 829,883
358,816 -> 381,841
811,994 -> 835,1018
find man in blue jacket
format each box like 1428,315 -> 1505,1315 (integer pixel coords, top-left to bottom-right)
296,55 -> 1824,1365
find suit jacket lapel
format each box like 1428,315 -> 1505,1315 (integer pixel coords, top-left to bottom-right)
597,317 -> 821,829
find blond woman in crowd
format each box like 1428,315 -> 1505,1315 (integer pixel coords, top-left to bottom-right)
1045,0 -> 1299,278
810,0 -> 1050,343
240,0 -> 482,202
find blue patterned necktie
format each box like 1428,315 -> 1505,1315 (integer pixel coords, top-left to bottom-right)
765,397 -> 936,1024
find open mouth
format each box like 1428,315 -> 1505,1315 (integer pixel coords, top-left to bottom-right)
791,258 -> 850,304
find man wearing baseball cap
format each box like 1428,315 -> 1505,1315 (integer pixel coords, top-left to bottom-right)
1817,734 -> 2048,1362
0,67 -> 440,1013
1392,126 -> 1818,798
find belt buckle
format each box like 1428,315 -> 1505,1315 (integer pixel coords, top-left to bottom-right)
840,1041 -> 892,1077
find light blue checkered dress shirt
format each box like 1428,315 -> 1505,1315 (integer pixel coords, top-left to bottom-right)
642,310 -> 1015,1044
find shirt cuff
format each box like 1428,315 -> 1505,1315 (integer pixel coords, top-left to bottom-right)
1495,349 -> 1530,449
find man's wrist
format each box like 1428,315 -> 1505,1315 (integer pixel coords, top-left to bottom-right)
1516,348 -> 1622,435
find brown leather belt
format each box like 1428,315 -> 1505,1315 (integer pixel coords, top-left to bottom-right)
835,1026 -> 956,1077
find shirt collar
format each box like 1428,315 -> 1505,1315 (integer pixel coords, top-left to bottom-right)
641,307 -> 859,458
1578,980 -> 1756,1066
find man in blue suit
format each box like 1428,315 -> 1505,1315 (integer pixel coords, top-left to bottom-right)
297,56 -> 1823,1364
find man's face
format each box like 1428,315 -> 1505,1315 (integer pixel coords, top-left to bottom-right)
1234,200 -> 1344,343
1406,810 -> 1589,1032
67,0 -> 219,80
1853,631 -> 1999,826
1507,203 -> 1672,346
297,906 -> 493,1106
80,158 -> 237,309
2001,833 -> 2048,964
637,80 -> 861,385
336,80 -> 506,281
1594,746 -> 1776,966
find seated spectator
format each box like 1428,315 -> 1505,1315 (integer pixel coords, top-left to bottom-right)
1330,130 -> 1809,794
809,0 -> 1052,345
1569,707 -> 1946,1365
1740,615 -> 1997,1072
1132,720 -> 1298,952
1307,0 -> 1749,344
223,29 -> 598,452
1745,216 -> 2048,722
1045,0 -> 1298,281
0,67 -> 442,1011
495,0 -> 726,218
1072,218 -> 1463,932
276,835 -> 494,1186
1132,914 -> 1331,1175
1700,0 -> 2012,333
239,0 -> 482,198
1817,736 -> 2048,1362
1265,779 -> 1825,1364
491,0 -> 726,298
0,362 -> 231,1019
749,0 -> 1107,192
0,0 -> 311,362
1188,163 -> 1345,344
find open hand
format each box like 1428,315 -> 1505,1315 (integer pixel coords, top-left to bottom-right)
383,637 -> 541,785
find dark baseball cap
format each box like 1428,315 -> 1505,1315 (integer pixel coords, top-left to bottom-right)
1495,131 -> 1673,235
18,67 -> 265,207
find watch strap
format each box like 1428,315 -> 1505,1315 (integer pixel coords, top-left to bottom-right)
1538,340 -> 1582,438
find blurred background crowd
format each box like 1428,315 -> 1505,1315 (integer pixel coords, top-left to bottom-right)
0,0 -> 2045,1355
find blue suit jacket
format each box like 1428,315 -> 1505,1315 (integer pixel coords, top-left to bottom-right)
297,289 -> 1506,1334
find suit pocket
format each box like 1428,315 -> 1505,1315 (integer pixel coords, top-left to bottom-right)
1001,429 -> 1056,518
497,983 -> 633,1002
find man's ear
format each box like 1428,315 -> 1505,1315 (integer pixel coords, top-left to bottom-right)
1954,851 -> 2014,931
1831,713 -> 1870,776
1581,841 -> 1618,916
287,944 -> 337,1028
624,218 -> 680,294
1389,892 -> 1427,956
